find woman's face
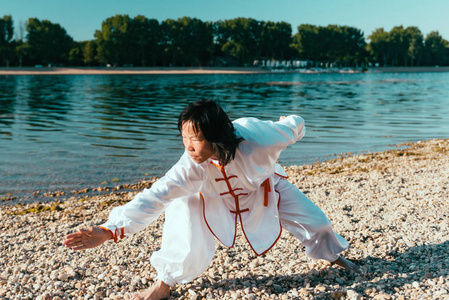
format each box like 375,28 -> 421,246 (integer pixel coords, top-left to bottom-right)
182,121 -> 215,164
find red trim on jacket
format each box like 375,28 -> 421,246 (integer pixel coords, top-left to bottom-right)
201,192 -> 236,248
99,226 -> 124,243
201,161 -> 283,256
275,172 -> 288,179
238,190 -> 283,256
260,178 -> 271,207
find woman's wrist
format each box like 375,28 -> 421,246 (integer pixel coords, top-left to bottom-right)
98,226 -> 114,240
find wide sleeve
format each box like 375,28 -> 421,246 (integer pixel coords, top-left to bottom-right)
232,115 -> 305,184
234,115 -> 305,147
100,152 -> 204,240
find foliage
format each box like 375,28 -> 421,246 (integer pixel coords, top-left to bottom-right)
292,24 -> 367,67
83,40 -> 97,66
369,26 -> 426,66
94,14 -> 132,66
25,18 -> 74,65
161,17 -> 213,66
424,31 -> 449,66
129,15 -> 161,66
0,15 -> 15,66
1,14 -> 449,67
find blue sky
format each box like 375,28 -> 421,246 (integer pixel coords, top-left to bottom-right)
2,0 -> 449,42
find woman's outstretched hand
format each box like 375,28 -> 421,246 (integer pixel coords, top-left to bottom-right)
63,226 -> 112,251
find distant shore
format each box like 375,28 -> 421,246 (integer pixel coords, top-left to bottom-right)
1,66 -> 449,75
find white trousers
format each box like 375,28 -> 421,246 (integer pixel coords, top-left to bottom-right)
150,178 -> 348,287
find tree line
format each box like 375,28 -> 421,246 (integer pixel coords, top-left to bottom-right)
1,14 -> 448,68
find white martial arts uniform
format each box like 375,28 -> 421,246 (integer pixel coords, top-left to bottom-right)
100,116 -> 349,286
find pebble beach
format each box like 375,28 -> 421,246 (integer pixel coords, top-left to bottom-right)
1,139 -> 448,300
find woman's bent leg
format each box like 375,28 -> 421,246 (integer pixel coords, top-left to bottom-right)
150,194 -> 216,286
276,178 -> 348,262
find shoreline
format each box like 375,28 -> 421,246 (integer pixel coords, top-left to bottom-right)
1,66 -> 449,75
1,138 -> 448,299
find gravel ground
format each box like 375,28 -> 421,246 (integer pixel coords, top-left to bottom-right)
1,139 -> 448,300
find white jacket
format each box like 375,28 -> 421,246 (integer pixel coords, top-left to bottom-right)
101,115 -> 305,255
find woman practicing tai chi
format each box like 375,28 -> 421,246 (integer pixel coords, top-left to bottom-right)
64,99 -> 358,300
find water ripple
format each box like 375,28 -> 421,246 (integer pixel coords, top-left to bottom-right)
1,72 -> 449,200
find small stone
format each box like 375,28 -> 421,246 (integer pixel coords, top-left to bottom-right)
58,273 -> 68,281
316,285 -> 326,292
373,293 -> 391,300
247,294 -> 256,300
0,289 -> 7,297
188,289 -> 197,296
347,289 -> 362,300
331,291 -> 345,299
273,284 -> 283,293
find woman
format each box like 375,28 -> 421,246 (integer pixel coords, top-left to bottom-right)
64,99 -> 358,300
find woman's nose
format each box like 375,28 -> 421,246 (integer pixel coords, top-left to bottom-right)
185,140 -> 194,151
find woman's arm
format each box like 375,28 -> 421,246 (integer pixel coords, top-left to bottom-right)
64,152 -> 204,247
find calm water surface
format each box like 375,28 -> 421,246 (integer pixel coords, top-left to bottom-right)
1,72 -> 448,201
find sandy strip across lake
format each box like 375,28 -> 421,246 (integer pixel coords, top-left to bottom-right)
1,66 -> 449,76
1,138 -> 448,299
0,67 -> 269,75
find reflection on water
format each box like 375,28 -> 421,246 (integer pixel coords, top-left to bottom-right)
1,72 -> 449,200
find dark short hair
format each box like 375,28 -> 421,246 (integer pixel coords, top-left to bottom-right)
178,99 -> 243,165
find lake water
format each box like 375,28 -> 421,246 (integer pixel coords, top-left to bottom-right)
1,72 -> 449,202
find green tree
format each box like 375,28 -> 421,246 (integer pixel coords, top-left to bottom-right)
405,27 -> 424,66
0,15 -> 15,66
338,26 -> 368,66
215,18 -> 261,66
424,31 -> 449,66
259,21 -> 293,60
129,15 -> 161,66
388,26 -> 411,66
292,24 -> 321,62
26,18 -> 74,66
368,28 -> 390,66
68,41 -> 86,66
15,39 -> 30,67
161,17 -> 213,66
94,14 -> 132,66
83,40 -> 97,66
293,24 -> 367,66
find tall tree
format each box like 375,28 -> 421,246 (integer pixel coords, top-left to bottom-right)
259,21 -> 292,60
338,26 -> 368,66
129,15 -> 160,66
94,14 -> 132,66
292,24 -> 321,62
215,18 -> 261,66
424,31 -> 449,66
83,40 -> 97,66
161,17 -> 213,66
68,41 -> 86,66
0,15 -> 15,66
405,27 -> 424,66
368,28 -> 390,66
26,18 -> 74,66
293,24 -> 367,66
388,26 -> 411,66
